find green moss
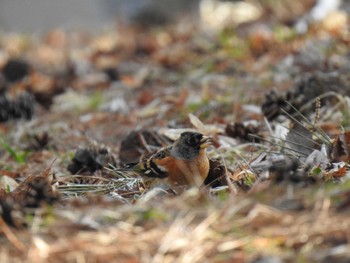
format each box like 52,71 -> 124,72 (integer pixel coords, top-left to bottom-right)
187,100 -> 206,113
310,166 -> 322,176
0,138 -> 30,164
273,25 -> 297,43
141,208 -> 168,221
88,91 -> 103,110
219,29 -> 250,59
243,172 -> 257,188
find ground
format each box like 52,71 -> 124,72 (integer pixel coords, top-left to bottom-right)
0,2 -> 350,262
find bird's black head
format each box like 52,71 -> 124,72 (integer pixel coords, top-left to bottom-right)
181,132 -> 203,147
170,132 -> 211,160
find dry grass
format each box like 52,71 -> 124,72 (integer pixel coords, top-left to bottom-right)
1,182 -> 349,263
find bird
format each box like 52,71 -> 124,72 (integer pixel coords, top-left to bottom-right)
124,131 -> 213,189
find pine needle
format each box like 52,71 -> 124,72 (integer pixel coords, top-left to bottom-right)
266,134 -> 316,152
283,101 -> 332,144
249,134 -> 309,157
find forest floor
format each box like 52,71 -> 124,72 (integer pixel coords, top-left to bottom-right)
0,2 -> 350,262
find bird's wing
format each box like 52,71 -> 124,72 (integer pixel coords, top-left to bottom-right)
134,147 -> 172,179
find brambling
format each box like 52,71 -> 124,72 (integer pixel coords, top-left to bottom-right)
126,131 -> 213,189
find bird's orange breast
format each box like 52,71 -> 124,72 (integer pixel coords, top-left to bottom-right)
155,149 -> 210,187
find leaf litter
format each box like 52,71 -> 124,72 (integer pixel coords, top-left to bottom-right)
0,1 -> 350,262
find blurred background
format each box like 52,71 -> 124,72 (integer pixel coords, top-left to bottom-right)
0,0 -> 199,32
1,0 -> 349,34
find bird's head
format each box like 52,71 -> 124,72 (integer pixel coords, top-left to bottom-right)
170,132 -> 213,160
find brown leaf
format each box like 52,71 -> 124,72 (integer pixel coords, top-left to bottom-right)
325,163 -> 347,179
10,163 -> 57,207
0,170 -> 20,179
204,160 -> 228,188
331,132 -> 350,162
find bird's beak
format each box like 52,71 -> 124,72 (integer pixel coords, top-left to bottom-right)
200,136 -> 213,149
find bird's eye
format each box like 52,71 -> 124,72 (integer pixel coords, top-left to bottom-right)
187,136 -> 198,146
